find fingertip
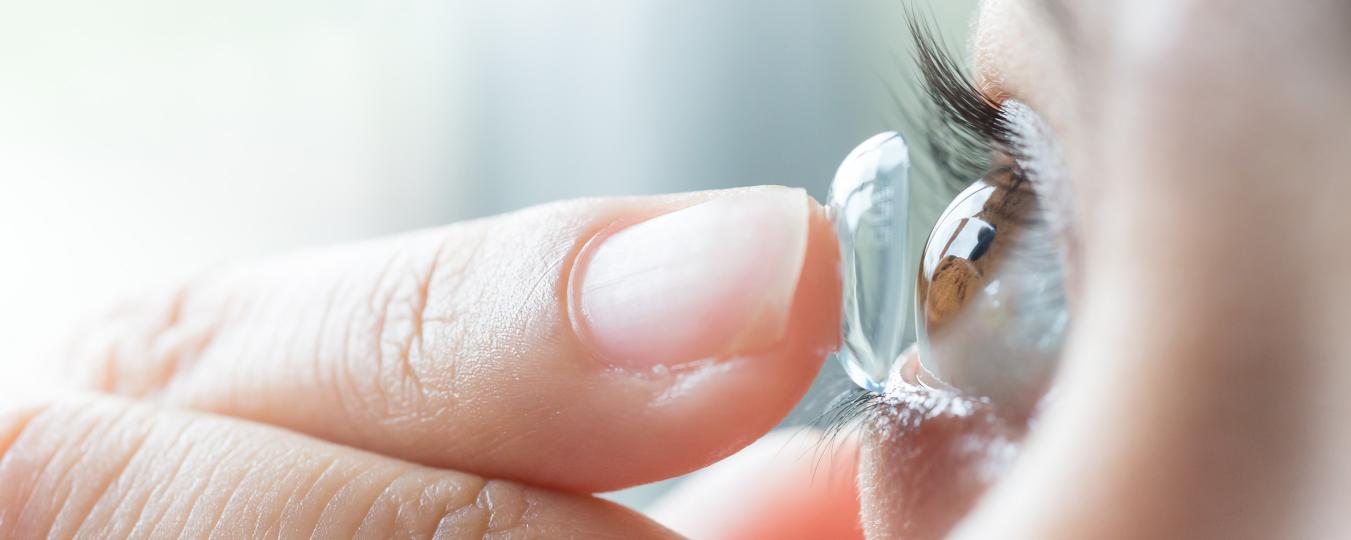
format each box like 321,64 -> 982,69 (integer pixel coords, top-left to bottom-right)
587,190 -> 842,487
517,188 -> 841,492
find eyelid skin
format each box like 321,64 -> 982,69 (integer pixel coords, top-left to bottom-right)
857,348 -> 1025,539
971,0 -> 1076,135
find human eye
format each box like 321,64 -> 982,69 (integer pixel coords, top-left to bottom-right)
916,99 -> 1069,413
829,17 -> 1073,417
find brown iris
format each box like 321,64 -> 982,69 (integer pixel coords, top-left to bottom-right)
918,158 -> 1038,338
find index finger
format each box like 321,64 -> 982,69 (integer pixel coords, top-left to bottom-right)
69,187 -> 841,493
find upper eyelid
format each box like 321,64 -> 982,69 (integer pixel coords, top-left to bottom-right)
971,0 -> 1077,140
907,15 -> 1072,233
1003,101 -> 1070,219
909,15 -> 1015,148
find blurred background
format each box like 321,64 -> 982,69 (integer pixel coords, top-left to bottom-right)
0,0 -> 976,514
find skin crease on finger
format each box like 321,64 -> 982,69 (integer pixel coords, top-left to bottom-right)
860,1 -> 1351,538
63,186 -> 841,494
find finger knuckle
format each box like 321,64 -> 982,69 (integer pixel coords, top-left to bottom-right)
345,470 -> 533,539
336,230 -> 476,426
432,479 -> 531,539
65,280 -> 222,397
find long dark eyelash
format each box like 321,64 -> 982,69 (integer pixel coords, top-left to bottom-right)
817,389 -> 881,436
807,388 -> 882,472
907,13 -> 1021,190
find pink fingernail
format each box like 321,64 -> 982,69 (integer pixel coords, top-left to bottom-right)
572,188 -> 811,369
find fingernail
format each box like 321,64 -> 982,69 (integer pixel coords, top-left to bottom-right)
572,188 -> 811,369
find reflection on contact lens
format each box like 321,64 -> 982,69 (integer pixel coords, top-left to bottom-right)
916,163 -> 1067,410
830,133 -> 1068,409
828,132 -> 919,394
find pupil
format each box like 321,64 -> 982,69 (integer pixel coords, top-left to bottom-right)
969,224 -> 996,261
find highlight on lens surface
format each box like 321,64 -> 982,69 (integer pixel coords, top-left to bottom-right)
828,131 -> 918,394
916,164 -> 1069,411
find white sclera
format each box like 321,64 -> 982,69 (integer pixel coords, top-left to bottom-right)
827,132 -> 917,393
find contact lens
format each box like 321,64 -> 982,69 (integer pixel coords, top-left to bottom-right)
916,165 -> 1067,409
829,132 -> 1068,405
827,132 -> 918,393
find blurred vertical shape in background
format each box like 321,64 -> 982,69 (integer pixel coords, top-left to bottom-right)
458,0 -> 974,210
0,0 -> 975,494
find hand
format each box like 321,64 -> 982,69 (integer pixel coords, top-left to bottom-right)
0,187 -> 856,538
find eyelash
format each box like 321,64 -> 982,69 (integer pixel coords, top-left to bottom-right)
814,13 -> 1030,434
907,15 -> 1023,189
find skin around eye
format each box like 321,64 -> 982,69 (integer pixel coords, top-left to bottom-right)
873,2 -> 1351,539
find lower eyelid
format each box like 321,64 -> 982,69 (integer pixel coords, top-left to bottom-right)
858,376 -> 1026,538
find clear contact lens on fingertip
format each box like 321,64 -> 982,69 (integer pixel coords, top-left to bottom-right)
827,132 -> 920,394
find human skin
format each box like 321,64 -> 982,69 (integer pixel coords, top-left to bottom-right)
5,1 -> 1347,538
859,0 -> 1351,538
0,187 -> 857,538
